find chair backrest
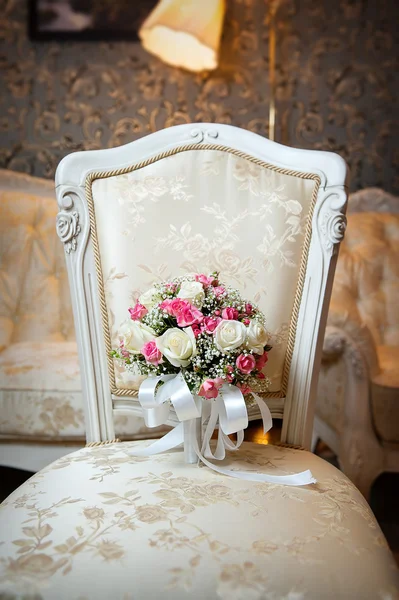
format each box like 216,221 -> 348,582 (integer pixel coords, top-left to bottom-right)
0,169 -> 74,352
55,124 -> 347,447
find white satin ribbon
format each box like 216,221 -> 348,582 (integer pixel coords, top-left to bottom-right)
130,373 -> 316,486
130,422 -> 184,456
138,372 -> 201,427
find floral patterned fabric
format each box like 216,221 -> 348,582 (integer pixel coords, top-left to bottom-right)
333,212 -> 399,348
0,170 -> 169,443
91,149 -> 317,393
316,211 -> 399,443
0,441 -> 397,599
0,341 -> 167,441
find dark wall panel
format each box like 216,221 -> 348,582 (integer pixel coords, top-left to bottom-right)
0,0 -> 397,193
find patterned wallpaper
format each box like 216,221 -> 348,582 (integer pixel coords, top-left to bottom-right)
0,0 -> 398,193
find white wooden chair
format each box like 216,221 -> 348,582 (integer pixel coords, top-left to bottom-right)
314,188 -> 399,499
0,124 -> 397,599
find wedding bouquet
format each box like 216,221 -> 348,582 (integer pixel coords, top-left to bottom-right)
111,272 -> 272,399
111,273 -> 316,487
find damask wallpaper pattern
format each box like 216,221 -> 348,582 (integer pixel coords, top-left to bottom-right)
0,0 -> 397,193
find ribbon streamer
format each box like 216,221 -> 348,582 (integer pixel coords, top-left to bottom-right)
130,373 -> 316,486
138,372 -> 201,427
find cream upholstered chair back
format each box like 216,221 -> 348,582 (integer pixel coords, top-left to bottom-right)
55,124 -> 347,447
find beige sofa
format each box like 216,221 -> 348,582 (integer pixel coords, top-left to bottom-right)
314,188 -> 399,499
0,169 -> 166,471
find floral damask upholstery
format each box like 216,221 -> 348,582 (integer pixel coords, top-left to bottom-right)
315,190 -> 399,497
0,441 -> 398,599
0,170 -> 168,447
91,149 -> 317,394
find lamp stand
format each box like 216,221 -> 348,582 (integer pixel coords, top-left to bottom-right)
268,0 -> 279,142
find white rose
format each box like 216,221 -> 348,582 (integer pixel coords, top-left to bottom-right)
246,320 -> 269,354
177,280 -> 205,307
214,319 -> 247,352
119,321 -> 156,354
156,327 -> 196,367
139,287 -> 161,310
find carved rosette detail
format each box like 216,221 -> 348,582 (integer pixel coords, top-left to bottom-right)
322,329 -> 346,362
320,210 -> 347,253
56,209 -> 81,253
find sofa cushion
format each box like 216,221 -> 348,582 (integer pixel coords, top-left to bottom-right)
0,341 -> 168,441
334,212 -> 399,347
0,170 -> 171,444
0,172 -> 74,351
0,342 -> 81,392
371,346 -> 399,444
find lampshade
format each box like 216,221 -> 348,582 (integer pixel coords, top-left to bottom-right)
139,0 -> 226,72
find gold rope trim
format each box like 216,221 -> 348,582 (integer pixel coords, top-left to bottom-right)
273,441 -> 306,451
86,438 -> 121,447
85,143 -> 320,401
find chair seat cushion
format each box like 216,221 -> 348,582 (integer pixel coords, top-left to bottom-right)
0,342 -> 167,441
0,442 -> 397,599
371,345 -> 399,443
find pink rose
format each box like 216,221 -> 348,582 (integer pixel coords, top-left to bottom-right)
195,274 -> 215,287
257,372 -> 266,379
198,377 -> 224,399
128,302 -> 148,321
141,340 -> 163,365
119,341 -> 130,358
201,316 -> 221,334
214,286 -> 226,297
160,299 -> 172,312
160,298 -> 187,317
118,341 -> 130,358
191,324 -> 202,337
237,382 -> 252,395
255,351 -> 269,371
176,304 -> 204,327
243,318 -> 250,326
225,364 -> 234,383
236,353 -> 256,374
222,307 -> 239,320
245,303 -> 253,315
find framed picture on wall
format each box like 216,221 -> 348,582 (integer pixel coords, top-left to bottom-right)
29,0 -> 159,41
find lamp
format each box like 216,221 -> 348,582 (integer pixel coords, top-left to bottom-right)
139,0 -> 226,72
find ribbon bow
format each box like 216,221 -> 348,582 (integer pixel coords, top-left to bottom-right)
130,372 -> 316,486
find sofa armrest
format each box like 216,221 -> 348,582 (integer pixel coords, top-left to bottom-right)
323,288 -> 379,378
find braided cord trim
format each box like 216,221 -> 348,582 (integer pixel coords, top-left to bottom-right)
86,438 -> 121,447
